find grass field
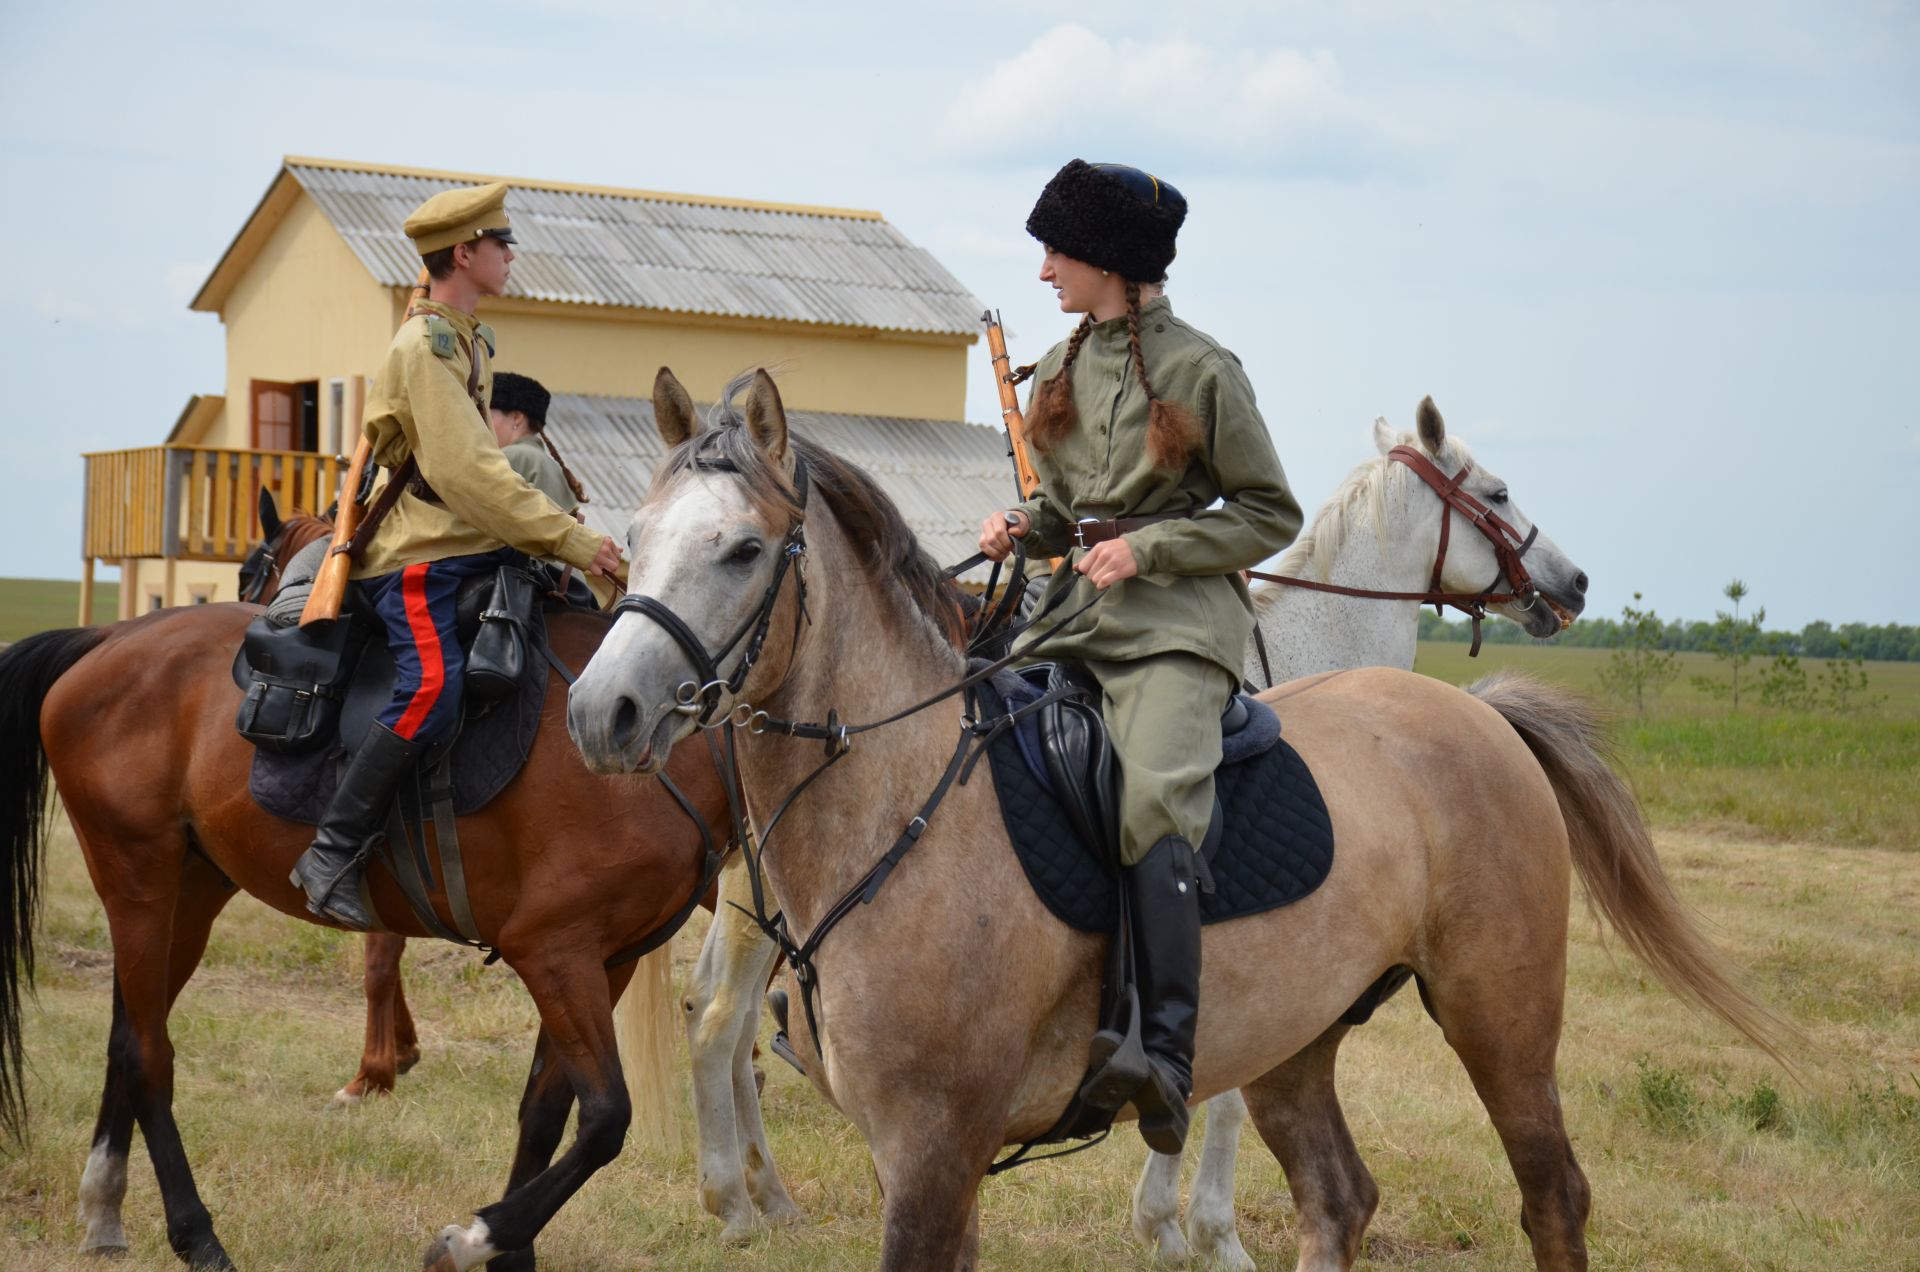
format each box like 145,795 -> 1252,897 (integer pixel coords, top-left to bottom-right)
0,578 -> 119,644
1,640 -> 1915,1268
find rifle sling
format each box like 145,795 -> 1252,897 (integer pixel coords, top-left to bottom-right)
338,310 -> 488,564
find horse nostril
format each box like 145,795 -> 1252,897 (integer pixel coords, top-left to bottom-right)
610,697 -> 641,750
1573,572 -> 1589,594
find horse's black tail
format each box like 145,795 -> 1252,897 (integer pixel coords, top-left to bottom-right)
0,625 -> 108,1141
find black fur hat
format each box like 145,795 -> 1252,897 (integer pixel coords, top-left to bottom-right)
1025,160 -> 1187,283
490,371 -> 550,431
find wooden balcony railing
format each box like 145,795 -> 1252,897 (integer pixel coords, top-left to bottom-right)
81,446 -> 347,562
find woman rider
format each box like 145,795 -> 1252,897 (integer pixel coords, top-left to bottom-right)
977,160 -> 1302,1154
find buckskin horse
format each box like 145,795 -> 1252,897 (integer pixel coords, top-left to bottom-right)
567,369 -> 1792,1272
0,559 -> 719,1269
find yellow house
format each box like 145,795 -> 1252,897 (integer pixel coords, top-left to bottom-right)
80,156 -> 1013,618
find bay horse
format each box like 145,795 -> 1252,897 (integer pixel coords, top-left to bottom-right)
236,499 -> 681,1143
568,369 -> 1792,1272
0,568 -> 717,1268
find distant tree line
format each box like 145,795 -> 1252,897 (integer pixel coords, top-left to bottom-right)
1418,608 -> 1920,662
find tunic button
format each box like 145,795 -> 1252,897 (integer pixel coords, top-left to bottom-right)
1155,323 -> 1166,333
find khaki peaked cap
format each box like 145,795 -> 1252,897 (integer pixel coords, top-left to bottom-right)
403,182 -> 516,255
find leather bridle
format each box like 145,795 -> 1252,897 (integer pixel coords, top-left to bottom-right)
1249,444 -> 1545,658
608,455 -> 813,730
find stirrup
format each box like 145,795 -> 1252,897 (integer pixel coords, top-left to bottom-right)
1076,986 -> 1151,1112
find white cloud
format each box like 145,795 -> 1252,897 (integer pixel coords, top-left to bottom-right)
935,24 -> 1424,179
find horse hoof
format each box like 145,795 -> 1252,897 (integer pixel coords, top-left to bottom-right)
81,1244 -> 128,1261
717,1214 -> 762,1245
328,1086 -> 363,1110
758,1198 -> 805,1229
424,1220 -> 495,1272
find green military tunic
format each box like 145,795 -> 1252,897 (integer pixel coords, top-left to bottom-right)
352,299 -> 603,580
503,437 -> 576,513
1012,297 -> 1302,862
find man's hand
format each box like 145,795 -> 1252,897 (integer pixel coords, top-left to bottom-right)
978,509 -> 1030,562
589,536 -> 624,580
1075,538 -> 1139,589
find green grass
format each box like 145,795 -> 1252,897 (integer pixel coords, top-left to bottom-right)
0,578 -> 119,643
1414,642 -> 1920,849
3,822 -> 1915,1269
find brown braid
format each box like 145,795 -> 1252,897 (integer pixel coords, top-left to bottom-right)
538,430 -> 590,505
1025,315 -> 1093,454
1122,280 -> 1201,470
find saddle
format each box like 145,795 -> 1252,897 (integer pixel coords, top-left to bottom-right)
976,661 -> 1334,934
234,563 -> 562,943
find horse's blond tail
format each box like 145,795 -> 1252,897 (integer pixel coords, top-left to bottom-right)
1468,669 -> 1801,1071
614,942 -> 681,1151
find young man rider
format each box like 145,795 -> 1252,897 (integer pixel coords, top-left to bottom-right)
290,182 -> 621,930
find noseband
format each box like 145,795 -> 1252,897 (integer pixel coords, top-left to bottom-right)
1249,444 -> 1541,657
608,454 -> 812,728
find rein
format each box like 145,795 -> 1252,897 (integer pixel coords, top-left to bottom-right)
1248,444 -> 1540,657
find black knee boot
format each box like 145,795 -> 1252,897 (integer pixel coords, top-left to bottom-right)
1125,835 -> 1202,1154
290,722 -> 421,930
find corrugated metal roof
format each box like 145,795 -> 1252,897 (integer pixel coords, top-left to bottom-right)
546,394 -> 1018,583
288,163 -> 984,336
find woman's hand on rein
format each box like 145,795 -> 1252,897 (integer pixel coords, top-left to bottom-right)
979,509 -> 1029,562
1075,538 -> 1139,589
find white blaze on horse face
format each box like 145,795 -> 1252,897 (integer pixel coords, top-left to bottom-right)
569,472 -> 785,774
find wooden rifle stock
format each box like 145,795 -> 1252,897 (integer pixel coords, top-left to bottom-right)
982,309 -> 1042,500
298,267 -> 431,628
297,439 -> 370,627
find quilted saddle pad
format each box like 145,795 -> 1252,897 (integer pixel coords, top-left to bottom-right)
976,670 -> 1335,933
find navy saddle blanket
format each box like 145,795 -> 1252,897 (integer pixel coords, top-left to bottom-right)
239,630 -> 545,825
978,667 -> 1335,933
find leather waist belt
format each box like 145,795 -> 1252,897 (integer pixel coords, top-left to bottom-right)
1070,510 -> 1191,549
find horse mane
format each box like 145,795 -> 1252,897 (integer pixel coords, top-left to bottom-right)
1252,429 -> 1474,618
649,373 -> 970,652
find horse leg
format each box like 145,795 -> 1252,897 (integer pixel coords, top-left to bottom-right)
873,1142 -> 988,1272
335,932 -> 412,1107
1184,1091 -> 1256,1271
1422,962 -> 1590,1269
84,843 -> 237,1269
1241,1024 -> 1377,1272
422,951 -> 630,1271
483,1012 -> 597,1272
686,869 -> 795,1240
79,854 -> 236,1260
1131,1142 -> 1189,1262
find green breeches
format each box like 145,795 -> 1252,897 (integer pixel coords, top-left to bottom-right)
1080,653 -> 1237,866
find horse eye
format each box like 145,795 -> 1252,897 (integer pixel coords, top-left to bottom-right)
1490,490 -> 1509,504
729,540 -> 764,565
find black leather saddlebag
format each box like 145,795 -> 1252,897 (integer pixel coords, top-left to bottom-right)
234,615 -> 364,754
466,565 -> 538,701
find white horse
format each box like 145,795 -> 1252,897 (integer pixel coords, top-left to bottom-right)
623,394 -> 1588,1254
1132,397 -> 1586,1268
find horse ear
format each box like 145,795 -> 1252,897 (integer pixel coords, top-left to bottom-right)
652,367 -> 701,447
1372,416 -> 1396,456
258,487 -> 282,541
1416,396 -> 1446,455
743,369 -> 790,463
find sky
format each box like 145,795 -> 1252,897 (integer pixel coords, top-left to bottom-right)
1,0 -> 1914,629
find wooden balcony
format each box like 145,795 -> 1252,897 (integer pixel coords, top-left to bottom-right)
81,445 -> 347,563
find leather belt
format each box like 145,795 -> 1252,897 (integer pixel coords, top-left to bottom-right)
1070,509 -> 1191,549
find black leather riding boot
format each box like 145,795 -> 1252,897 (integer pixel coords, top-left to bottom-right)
289,722 -> 421,931
1125,834 -> 1202,1154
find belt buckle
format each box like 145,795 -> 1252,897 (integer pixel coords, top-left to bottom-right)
1073,517 -> 1101,549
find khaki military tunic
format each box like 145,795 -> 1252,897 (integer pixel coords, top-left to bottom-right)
503,437 -> 576,513
352,299 -> 603,580
1011,297 -> 1301,862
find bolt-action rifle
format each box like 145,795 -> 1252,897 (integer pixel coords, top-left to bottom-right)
299,269 -> 431,626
